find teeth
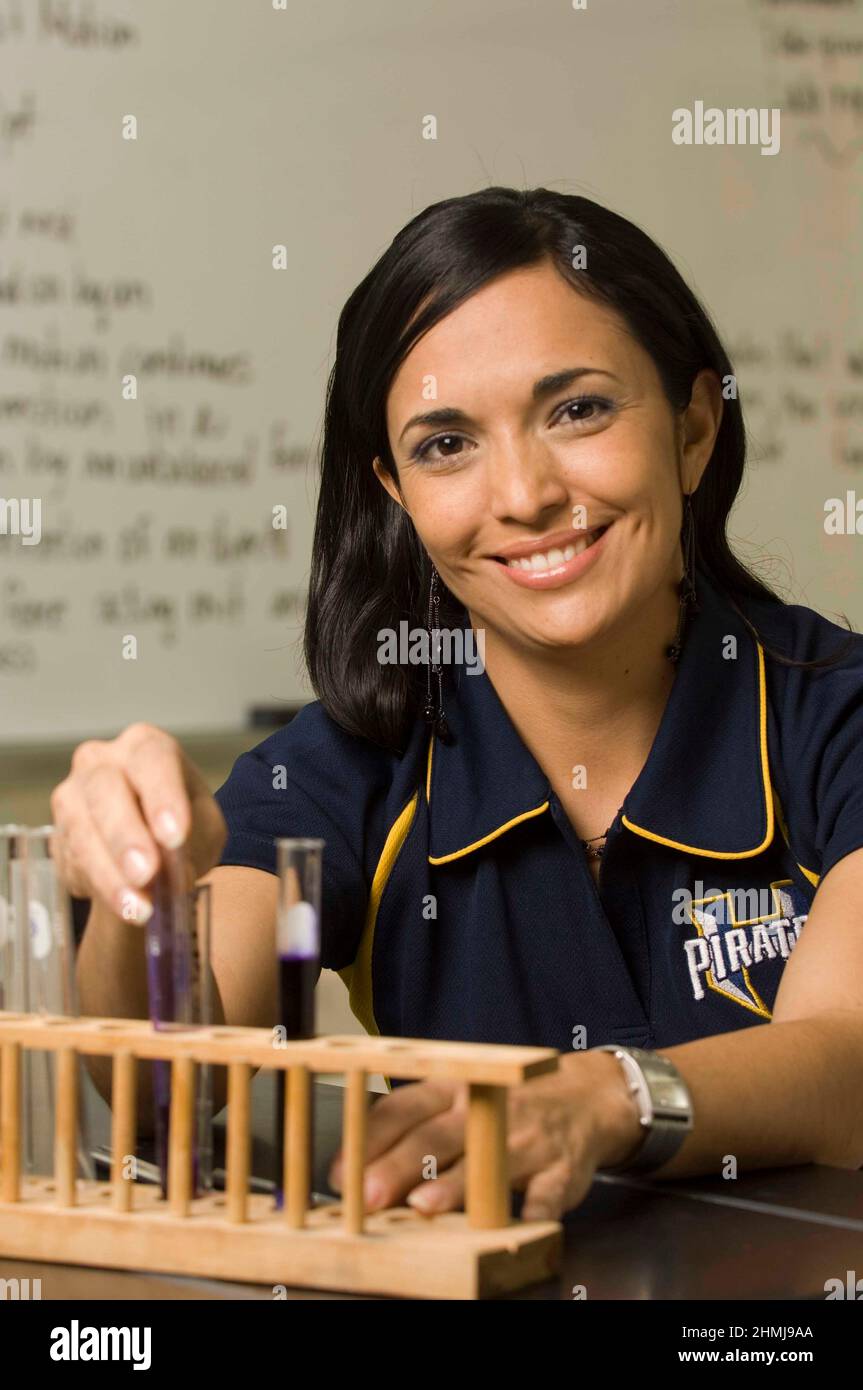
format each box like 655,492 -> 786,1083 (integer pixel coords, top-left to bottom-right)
505,528 -> 604,570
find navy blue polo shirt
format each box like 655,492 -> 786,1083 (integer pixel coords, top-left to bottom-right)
214,566 -> 863,1052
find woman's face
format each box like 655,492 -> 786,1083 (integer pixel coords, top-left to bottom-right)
376,260 -> 719,655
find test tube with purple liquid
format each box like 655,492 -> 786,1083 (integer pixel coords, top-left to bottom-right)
274,838 -> 323,1207
145,851 -> 213,1197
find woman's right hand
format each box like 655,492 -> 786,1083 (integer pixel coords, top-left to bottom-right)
50,722 -> 228,925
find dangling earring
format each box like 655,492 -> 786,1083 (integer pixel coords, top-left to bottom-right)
666,493 -> 699,664
422,564 -> 452,743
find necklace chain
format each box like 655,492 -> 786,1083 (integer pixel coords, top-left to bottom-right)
582,826 -> 612,860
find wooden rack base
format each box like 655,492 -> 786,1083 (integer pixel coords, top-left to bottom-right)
0,1177 -> 561,1300
0,1012 -> 563,1300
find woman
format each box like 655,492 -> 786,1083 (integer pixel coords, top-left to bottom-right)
56,187 -> 863,1223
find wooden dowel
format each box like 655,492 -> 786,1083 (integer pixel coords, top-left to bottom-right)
0,1042 -> 20,1201
54,1047 -> 78,1206
226,1061 -> 251,1223
466,1084 -> 509,1229
111,1051 -> 137,1211
342,1069 -> 367,1235
285,1064 -> 311,1228
167,1055 -> 195,1217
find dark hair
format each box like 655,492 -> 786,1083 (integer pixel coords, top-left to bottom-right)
305,186 -> 854,752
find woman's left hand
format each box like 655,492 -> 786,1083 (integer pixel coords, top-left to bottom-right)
327,1048 -> 642,1222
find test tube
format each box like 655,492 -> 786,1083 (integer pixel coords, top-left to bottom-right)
276,838 -> 323,1037
0,825 -> 94,1179
145,850 -> 213,1196
274,838 -> 323,1209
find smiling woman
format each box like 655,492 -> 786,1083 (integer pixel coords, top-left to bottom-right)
65,187 -> 863,1222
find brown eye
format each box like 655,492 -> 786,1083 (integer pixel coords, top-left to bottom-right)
555,395 -> 615,427
413,432 -> 469,464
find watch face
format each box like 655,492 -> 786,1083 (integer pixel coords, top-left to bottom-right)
631,1051 -> 693,1123
597,1049 -> 692,1173
654,1076 -> 686,1109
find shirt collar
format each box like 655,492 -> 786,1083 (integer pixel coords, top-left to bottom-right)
425,566 -> 774,864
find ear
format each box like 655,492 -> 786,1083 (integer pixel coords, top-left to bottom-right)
678,368 -> 724,494
372,455 -> 407,511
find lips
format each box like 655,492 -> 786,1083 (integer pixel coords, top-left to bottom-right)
490,522 -> 612,590
494,524 -> 609,573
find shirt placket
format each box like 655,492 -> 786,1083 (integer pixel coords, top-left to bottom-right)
547,794 -> 651,1044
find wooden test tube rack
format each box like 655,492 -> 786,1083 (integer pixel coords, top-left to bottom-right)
0,1012 -> 563,1299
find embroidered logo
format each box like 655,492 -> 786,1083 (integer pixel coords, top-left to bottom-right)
682,880 -> 810,1017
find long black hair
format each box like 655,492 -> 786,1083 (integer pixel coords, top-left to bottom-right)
305,186 -> 853,753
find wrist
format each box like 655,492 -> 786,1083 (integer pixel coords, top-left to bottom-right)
562,1048 -> 645,1169
591,1045 -> 695,1174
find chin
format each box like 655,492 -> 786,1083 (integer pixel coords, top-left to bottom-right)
507,610 -> 609,654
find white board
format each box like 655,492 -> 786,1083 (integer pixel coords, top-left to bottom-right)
1,0 -> 860,740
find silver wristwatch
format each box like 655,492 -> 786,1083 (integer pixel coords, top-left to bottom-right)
594,1045 -> 693,1174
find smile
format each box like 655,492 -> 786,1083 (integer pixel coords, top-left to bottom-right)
491,524 -> 611,590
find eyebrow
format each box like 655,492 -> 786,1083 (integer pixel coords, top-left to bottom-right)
397,367 -> 622,444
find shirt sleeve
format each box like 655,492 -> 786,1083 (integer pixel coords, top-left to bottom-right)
213,707 -> 379,971
811,661 -> 863,881
771,606 -> 863,884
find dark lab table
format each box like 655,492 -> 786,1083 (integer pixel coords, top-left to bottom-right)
2,1075 -> 861,1300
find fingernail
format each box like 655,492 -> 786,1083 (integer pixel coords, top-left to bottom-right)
121,848 -> 152,886
119,890 -> 153,926
154,810 -> 184,849
363,1176 -> 385,1209
406,1187 -> 435,1212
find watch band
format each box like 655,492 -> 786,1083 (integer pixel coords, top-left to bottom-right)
594,1045 -> 694,1174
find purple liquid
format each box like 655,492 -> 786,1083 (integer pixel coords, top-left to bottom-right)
274,953 -> 317,1207
279,954 -> 317,1039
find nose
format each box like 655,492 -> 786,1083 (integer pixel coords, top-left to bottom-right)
486,430 -> 570,526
